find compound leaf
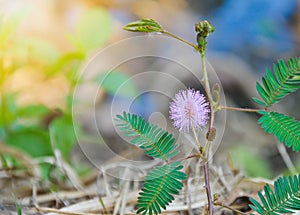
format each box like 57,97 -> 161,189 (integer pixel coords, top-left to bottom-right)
115,112 -> 179,160
254,57 -> 300,107
258,111 -> 300,152
250,174 -> 300,214
136,162 -> 186,215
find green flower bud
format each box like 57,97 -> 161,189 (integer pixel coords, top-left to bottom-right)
195,20 -> 215,37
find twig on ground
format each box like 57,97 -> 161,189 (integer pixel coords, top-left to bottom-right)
276,140 -> 297,174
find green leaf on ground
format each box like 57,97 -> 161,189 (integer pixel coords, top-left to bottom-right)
6,127 -> 53,157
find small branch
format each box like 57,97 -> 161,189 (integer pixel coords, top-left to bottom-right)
214,202 -> 249,215
162,30 -> 199,50
218,106 -> 261,113
182,154 -> 207,163
183,154 -> 200,160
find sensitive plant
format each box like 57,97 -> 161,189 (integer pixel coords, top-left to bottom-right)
115,18 -> 300,215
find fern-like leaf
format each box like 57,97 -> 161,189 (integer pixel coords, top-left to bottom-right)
258,111 -> 300,152
115,112 -> 179,160
136,161 -> 187,215
250,174 -> 300,215
253,57 -> 300,107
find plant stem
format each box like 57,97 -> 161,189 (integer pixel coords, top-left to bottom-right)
203,140 -> 211,157
218,106 -> 261,113
192,126 -> 201,149
183,154 -> 201,160
204,161 -> 213,215
214,201 -> 248,215
99,196 -> 108,214
200,53 -> 214,215
163,30 -> 199,50
201,54 -> 215,131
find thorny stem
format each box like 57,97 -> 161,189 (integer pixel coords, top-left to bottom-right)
204,161 -> 213,215
201,53 -> 215,157
201,54 -> 215,131
201,53 -> 214,215
218,106 -> 261,113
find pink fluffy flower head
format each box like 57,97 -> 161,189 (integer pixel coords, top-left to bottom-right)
169,89 -> 210,132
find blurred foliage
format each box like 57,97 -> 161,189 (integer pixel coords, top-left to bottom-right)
230,146 -> 272,179
0,5 -> 113,182
1,153 -> 23,170
71,8 -> 113,53
96,71 -> 138,97
6,126 -> 52,157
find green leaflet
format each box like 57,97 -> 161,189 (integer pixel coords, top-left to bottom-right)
115,112 -> 179,160
254,58 -> 300,153
136,162 -> 187,215
115,112 -> 185,214
253,57 -> 300,107
258,111 -> 300,152
123,19 -> 164,33
250,174 -> 300,215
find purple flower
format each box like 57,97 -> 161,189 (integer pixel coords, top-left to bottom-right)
169,89 -> 210,132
